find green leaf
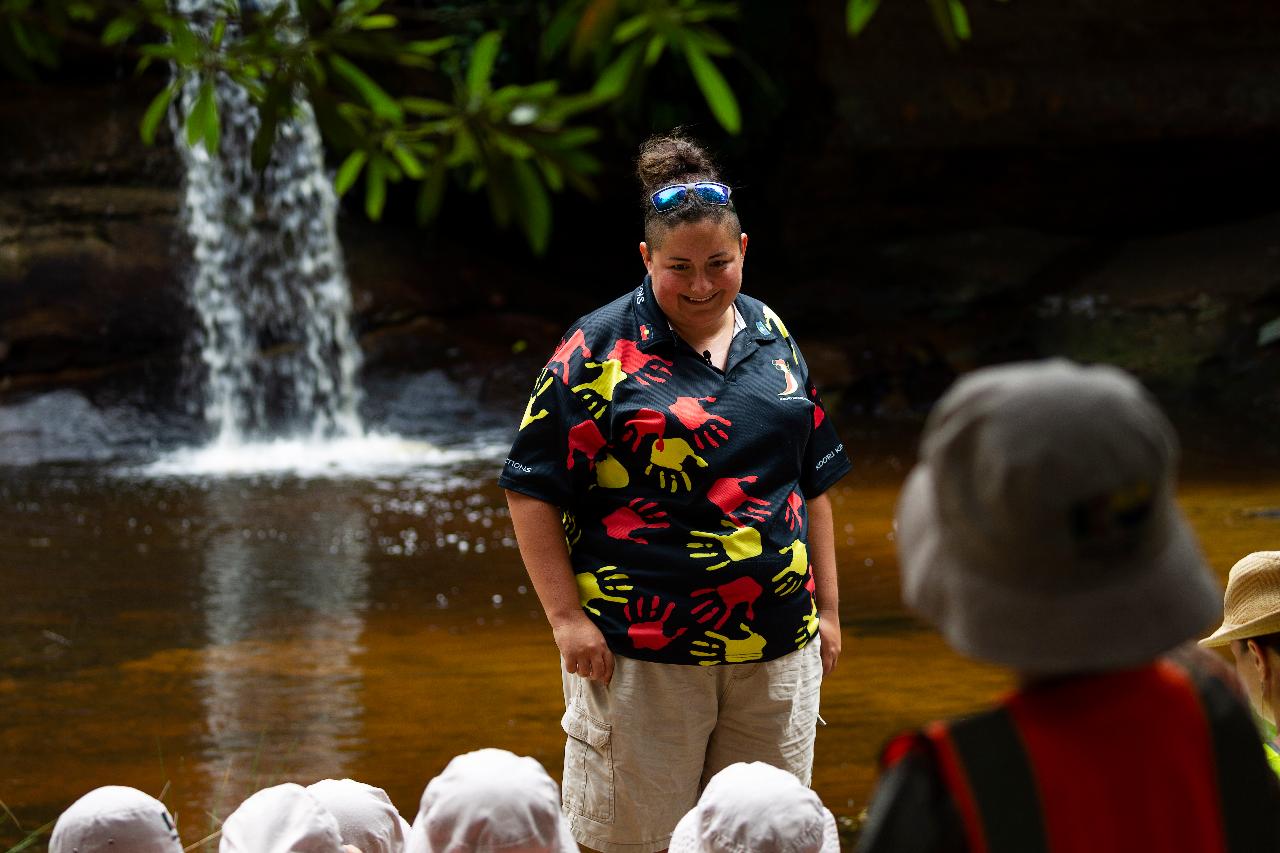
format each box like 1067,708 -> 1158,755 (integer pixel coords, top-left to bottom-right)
924,0 -> 959,49
591,41 -> 642,100
139,82 -> 176,145
210,17 -> 226,49
466,31 -> 502,98
187,78 -> 220,154
364,155 -> 387,220
251,84 -> 287,170
403,37 -> 453,56
390,143 -> 424,179
948,0 -> 971,40
612,13 -> 648,44
511,158 -> 552,254
687,27 -> 732,57
334,150 -> 367,196
401,97 -> 453,117
643,34 -> 666,66
415,159 -> 447,225
101,17 -> 137,46
540,0 -> 582,60
329,54 -> 402,123
356,13 -> 396,29
683,42 -> 740,134
846,0 -> 880,35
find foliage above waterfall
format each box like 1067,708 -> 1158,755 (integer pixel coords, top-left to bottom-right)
0,0 -> 997,254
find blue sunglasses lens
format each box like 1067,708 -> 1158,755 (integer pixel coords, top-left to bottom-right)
652,186 -> 688,212
691,182 -> 731,204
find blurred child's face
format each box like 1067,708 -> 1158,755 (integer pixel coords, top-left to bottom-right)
1232,639 -> 1276,726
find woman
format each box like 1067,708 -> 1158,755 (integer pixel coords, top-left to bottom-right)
1200,551 -> 1280,778
500,133 -> 851,853
856,360 -> 1280,853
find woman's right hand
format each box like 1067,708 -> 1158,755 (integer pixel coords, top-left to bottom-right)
553,615 -> 615,685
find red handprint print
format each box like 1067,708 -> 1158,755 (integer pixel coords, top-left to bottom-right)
668,396 -> 731,450
607,338 -> 674,386
624,596 -> 687,651
707,475 -> 772,527
546,328 -> 591,384
566,419 -> 607,471
621,408 -> 666,452
784,490 -> 805,531
690,576 -> 763,630
602,498 -> 671,544
809,383 -> 826,428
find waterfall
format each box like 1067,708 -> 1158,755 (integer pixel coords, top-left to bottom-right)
171,0 -> 363,444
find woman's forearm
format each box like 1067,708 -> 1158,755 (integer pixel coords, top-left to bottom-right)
808,492 -> 839,616
504,490 -> 587,627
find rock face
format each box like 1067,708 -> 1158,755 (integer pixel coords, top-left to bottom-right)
2,2 -> 1280,463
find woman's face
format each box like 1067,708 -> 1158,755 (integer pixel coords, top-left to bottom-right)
639,219 -> 748,338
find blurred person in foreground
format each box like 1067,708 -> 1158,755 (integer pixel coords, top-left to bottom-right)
1200,551 -> 1280,778
857,359 -> 1280,853
49,786 -> 182,853
405,748 -> 578,853
500,131 -> 850,852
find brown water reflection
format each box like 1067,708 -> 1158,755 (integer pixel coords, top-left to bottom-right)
2,448 -> 1278,849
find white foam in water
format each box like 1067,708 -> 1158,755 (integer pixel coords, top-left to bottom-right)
143,433 -> 507,478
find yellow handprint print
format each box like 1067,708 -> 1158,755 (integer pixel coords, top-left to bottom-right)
774,539 -> 809,595
572,359 -> 626,420
575,565 -> 633,616
645,437 -> 708,492
690,622 -> 767,666
687,520 -> 763,570
519,371 -> 554,430
796,596 -> 819,649
595,453 -> 629,489
561,510 -> 582,553
762,304 -> 800,365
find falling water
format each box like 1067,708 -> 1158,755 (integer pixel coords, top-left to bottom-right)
171,0 -> 363,444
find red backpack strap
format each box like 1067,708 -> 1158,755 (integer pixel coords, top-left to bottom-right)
925,709 -> 1049,853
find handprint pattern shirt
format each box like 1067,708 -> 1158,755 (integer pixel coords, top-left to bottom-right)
499,277 -> 852,665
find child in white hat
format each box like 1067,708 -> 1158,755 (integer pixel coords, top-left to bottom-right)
218,783 -> 363,853
406,748 -> 578,853
858,360 -> 1280,853
50,786 -> 182,853
1201,551 -> 1280,778
307,778 -> 411,853
668,762 -> 838,853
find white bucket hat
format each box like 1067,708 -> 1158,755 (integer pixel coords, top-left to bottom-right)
896,359 -> 1221,674
49,786 -> 183,853
1200,552 -> 1280,647
668,762 -> 838,853
307,779 -> 410,853
406,748 -> 578,853
219,783 -> 348,853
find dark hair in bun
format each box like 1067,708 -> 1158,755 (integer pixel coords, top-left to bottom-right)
637,131 -> 740,247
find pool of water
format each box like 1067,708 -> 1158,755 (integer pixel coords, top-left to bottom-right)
2,433 -> 1278,848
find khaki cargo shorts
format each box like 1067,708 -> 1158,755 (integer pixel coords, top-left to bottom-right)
559,636 -> 823,853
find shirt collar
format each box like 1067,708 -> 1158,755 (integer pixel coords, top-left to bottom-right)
632,275 -> 776,352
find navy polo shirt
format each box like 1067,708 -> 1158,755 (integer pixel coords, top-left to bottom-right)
499,276 -> 852,665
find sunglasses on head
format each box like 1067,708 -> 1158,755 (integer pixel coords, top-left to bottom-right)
650,181 -> 732,213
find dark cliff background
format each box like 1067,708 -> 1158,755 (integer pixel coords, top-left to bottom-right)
4,0 -> 1280,459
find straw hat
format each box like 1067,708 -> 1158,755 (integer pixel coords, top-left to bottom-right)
1200,552 -> 1280,647
896,359 -> 1221,674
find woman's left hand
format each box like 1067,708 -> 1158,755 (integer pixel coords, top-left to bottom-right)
818,611 -> 841,678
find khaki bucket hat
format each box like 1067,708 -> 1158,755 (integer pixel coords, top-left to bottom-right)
1200,552 -> 1280,647
896,359 -> 1221,674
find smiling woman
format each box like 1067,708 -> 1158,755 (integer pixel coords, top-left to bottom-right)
499,132 -> 853,853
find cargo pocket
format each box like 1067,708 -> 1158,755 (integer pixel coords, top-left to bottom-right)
560,702 -> 615,824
